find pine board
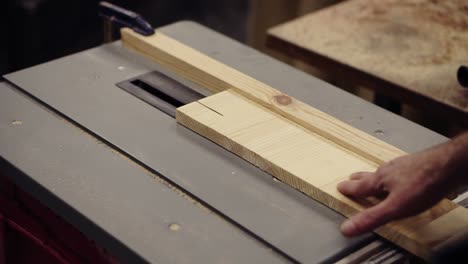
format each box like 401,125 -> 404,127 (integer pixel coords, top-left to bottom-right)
177,90 -> 467,260
121,28 -> 404,165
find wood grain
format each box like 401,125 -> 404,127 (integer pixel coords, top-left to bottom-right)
267,0 -> 468,121
177,89 -> 468,260
121,28 -> 405,165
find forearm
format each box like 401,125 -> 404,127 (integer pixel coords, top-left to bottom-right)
444,131 -> 468,185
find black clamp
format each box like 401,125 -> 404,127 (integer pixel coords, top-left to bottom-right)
98,1 -> 155,42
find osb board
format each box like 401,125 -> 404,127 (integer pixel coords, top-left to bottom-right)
268,0 -> 468,118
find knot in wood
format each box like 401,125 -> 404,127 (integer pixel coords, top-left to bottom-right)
274,95 -> 292,106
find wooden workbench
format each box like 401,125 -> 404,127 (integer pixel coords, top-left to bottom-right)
267,0 -> 468,125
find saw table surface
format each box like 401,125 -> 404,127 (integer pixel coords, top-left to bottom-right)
267,0 -> 468,122
1,21 -> 447,263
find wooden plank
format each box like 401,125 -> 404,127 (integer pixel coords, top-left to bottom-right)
176,89 -> 468,260
121,28 -> 405,165
267,0 -> 468,121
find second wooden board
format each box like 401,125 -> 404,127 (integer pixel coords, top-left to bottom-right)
177,89 -> 468,261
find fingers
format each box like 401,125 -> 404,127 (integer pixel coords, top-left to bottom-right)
339,171 -> 397,236
341,196 -> 398,237
337,172 -> 382,197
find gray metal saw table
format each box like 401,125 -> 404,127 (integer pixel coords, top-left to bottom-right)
0,21 -> 447,263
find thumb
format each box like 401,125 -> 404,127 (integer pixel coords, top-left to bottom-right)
341,197 -> 398,237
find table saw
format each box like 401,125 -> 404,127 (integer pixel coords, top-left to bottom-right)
0,21 -> 460,263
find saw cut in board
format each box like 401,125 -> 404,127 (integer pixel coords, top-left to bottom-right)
121,28 -> 468,261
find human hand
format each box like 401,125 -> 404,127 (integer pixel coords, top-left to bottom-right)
337,140 -> 464,237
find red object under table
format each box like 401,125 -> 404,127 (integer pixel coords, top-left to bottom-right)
0,174 -> 118,264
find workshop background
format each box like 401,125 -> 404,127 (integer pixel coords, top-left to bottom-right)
1,0 -> 340,74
